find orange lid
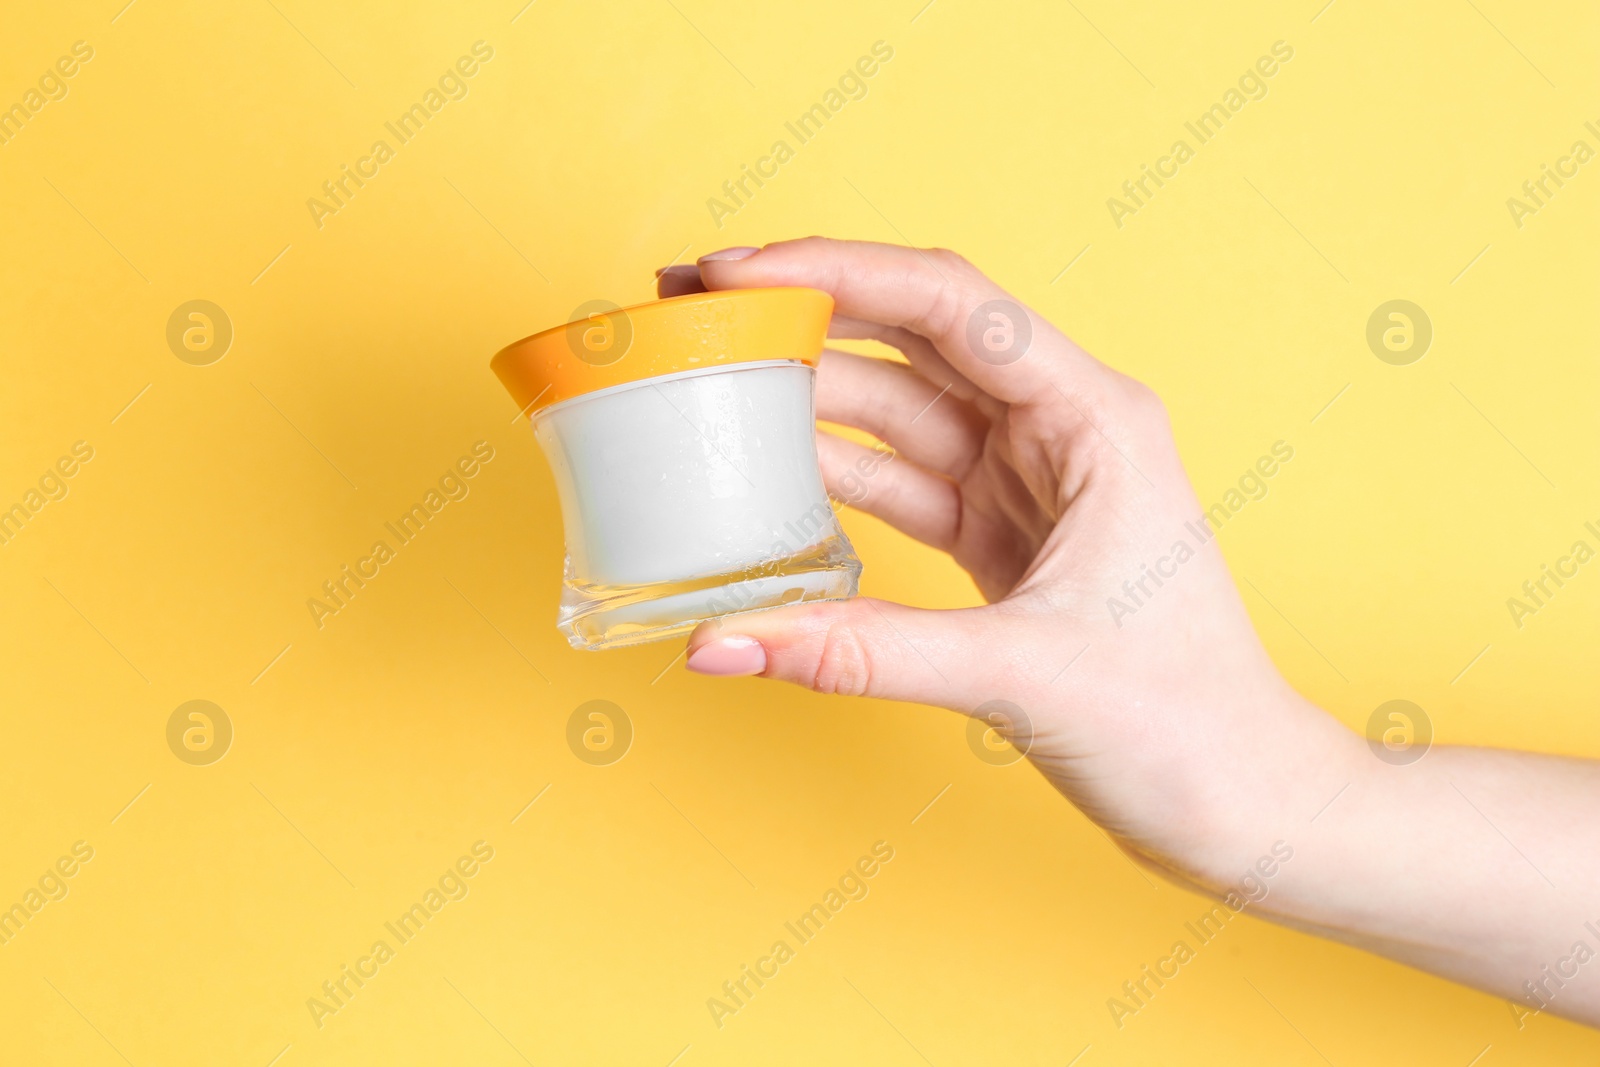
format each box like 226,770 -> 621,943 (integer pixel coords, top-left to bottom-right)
491,287 -> 834,418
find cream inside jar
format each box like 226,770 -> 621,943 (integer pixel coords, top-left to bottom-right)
492,288 -> 860,649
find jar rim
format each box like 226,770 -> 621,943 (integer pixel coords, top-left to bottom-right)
529,358 -> 814,422
491,287 -> 832,419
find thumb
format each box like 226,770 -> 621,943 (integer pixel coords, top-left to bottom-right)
684,597 -> 1012,710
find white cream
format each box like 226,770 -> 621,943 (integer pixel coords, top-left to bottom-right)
531,360 -> 859,648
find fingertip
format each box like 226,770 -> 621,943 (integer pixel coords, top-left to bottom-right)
686,619 -> 719,653
685,633 -> 767,677
656,264 -> 706,298
697,246 -> 760,264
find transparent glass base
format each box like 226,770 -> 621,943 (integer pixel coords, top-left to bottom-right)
556,537 -> 862,650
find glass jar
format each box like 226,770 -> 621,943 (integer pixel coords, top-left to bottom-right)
491,288 -> 861,650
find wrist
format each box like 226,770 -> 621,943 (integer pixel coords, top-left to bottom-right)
1163,689 -> 1367,899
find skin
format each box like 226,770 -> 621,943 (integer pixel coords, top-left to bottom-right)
656,237 -> 1600,1029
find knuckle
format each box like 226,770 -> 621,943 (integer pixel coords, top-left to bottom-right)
808,613 -> 875,697
1121,378 -> 1169,424
925,246 -> 970,272
920,271 -> 969,341
917,249 -> 1006,345
797,234 -> 844,259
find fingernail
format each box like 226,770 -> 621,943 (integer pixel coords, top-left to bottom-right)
656,264 -> 698,277
698,246 -> 759,264
686,635 -> 766,676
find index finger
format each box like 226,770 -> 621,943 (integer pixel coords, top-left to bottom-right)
695,237 -> 1111,405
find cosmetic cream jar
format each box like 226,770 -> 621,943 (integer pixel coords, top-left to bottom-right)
491,288 -> 861,650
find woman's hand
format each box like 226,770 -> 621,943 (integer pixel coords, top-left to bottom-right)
657,239 -> 1600,1028
659,237 -> 1361,893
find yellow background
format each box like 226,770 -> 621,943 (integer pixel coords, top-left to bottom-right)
2,0 -> 1597,1063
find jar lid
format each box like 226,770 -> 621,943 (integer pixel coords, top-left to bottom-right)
491,287 -> 834,418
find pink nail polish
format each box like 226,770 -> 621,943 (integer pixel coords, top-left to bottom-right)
686,636 -> 767,676
698,246 -> 759,263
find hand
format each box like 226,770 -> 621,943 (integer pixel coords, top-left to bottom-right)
657,240 -> 1600,1026
658,238 -> 1362,892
